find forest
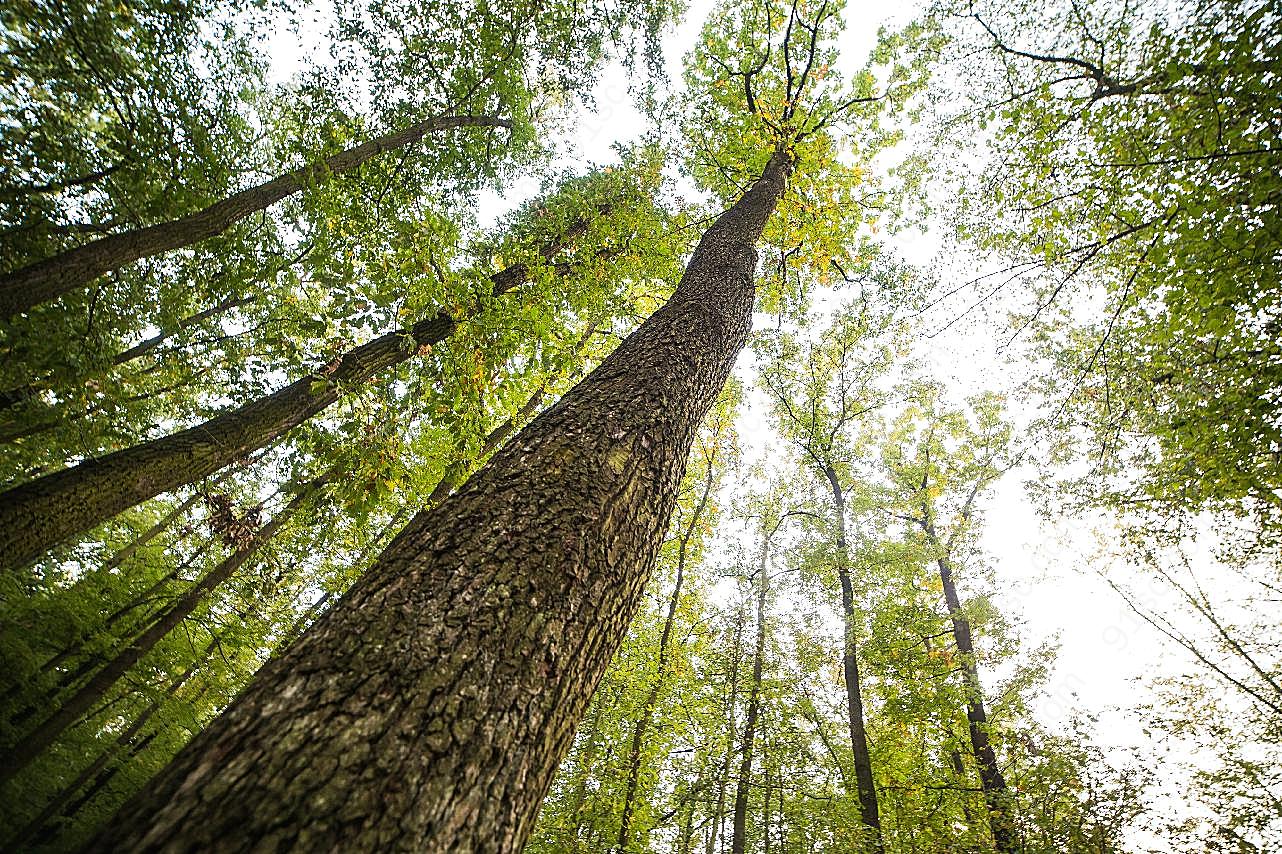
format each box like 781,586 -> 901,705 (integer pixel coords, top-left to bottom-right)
0,0 -> 1277,850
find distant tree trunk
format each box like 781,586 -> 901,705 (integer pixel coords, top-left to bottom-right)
0,293 -> 259,412
33,535 -> 217,698
762,768 -> 773,854
821,463 -> 883,849
4,638 -> 216,850
0,115 -> 511,317
677,793 -> 697,854
0,476 -> 326,785
565,697 -> 606,850
0,218 -> 594,573
87,146 -> 792,852
732,527 -> 773,854
707,604 -> 744,854
99,488 -> 208,574
617,459 -> 717,851
927,522 -> 1014,853
0,489 -> 205,706
110,293 -> 259,366
948,746 -> 980,829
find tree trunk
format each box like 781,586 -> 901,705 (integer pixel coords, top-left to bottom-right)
732,526 -> 773,854
33,536 -> 216,699
821,464 -> 882,849
0,219 -> 590,573
85,146 -> 792,853
99,487 -> 210,574
0,488 -> 205,707
707,604 -> 745,854
928,522 -> 1015,854
110,293 -> 259,367
564,695 -> 606,850
617,460 -> 716,852
4,638 -> 216,850
0,293 -> 259,412
0,115 -> 511,317
0,477 -> 326,785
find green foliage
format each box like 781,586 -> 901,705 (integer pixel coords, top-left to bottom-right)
925,0 -> 1282,540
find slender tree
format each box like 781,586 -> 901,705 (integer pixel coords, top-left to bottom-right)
879,388 -> 1016,851
0,183 -> 632,573
0,116 -> 511,317
731,515 -> 779,854
758,307 -> 904,847
616,401 -> 731,852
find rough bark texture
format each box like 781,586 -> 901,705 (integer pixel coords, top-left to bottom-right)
0,115 -> 511,317
0,225 -> 584,573
85,147 -> 792,853
822,464 -> 883,849
928,523 -> 1015,854
0,478 -> 324,786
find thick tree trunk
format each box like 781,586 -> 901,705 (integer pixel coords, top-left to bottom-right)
0,220 -> 590,573
0,115 -> 511,317
86,146 -> 791,853
617,462 -> 716,851
928,523 -> 1015,854
821,464 -> 883,849
731,527 -> 772,854
0,477 -> 325,785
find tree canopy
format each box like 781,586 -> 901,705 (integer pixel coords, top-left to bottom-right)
0,0 -> 1277,850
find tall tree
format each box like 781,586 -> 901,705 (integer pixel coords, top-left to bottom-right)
0,170 -> 653,572
84,119 -> 794,854
878,386 -> 1016,852
758,305 -> 906,848
0,116 -> 511,317
83,0 -> 899,843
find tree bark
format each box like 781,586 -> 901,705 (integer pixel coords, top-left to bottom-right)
0,477 -> 326,785
0,115 -> 511,317
821,463 -> 883,849
927,522 -> 1015,853
0,215 -> 594,573
85,146 -> 792,853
